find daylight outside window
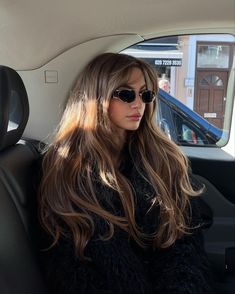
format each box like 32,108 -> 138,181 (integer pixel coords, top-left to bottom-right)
121,34 -> 235,147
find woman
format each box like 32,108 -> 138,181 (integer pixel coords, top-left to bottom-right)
39,53 -> 213,293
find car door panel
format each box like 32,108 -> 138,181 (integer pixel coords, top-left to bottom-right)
189,156 -> 235,292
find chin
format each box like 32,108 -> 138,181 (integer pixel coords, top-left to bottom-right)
126,125 -> 140,131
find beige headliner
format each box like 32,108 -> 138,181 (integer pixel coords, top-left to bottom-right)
0,0 -> 234,70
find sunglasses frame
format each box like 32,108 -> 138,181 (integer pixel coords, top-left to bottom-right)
113,89 -> 156,103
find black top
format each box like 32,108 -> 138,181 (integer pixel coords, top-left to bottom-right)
39,157 -> 214,294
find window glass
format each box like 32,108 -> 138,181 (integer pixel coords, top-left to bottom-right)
199,75 -> 224,87
121,34 -> 235,147
197,45 -> 230,68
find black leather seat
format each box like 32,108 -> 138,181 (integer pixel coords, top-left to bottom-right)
0,66 -> 47,294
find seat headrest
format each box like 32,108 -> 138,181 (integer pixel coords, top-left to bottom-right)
0,66 -> 29,152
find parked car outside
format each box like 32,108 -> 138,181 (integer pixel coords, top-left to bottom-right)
157,88 -> 227,146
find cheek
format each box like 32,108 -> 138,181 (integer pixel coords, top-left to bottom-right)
142,103 -> 146,113
108,100 -> 124,119
108,100 -> 115,117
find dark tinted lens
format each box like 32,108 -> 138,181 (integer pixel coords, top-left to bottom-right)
141,90 -> 155,103
117,90 -> 135,103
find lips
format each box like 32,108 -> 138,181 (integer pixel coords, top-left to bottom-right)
126,114 -> 142,121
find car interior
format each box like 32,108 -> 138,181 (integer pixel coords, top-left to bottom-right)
0,0 -> 235,293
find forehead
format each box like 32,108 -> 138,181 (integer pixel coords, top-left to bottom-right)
112,65 -> 154,91
116,66 -> 146,86
127,67 -> 145,85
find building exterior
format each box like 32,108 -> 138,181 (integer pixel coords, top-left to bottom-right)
122,34 -> 235,129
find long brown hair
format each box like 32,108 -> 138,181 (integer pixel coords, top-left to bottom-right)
39,53 -> 200,260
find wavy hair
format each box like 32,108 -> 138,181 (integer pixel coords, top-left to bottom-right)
39,52 -> 201,260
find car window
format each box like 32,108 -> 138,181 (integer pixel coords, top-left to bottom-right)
173,110 -> 210,145
121,34 -> 235,147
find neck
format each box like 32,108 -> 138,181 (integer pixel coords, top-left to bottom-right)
117,132 -> 126,150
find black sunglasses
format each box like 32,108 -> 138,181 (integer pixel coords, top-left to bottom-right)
113,89 -> 156,103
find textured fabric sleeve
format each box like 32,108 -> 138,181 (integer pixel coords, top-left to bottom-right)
41,226 -> 152,294
41,236 -> 113,294
149,197 -> 215,294
85,228 -> 152,294
38,194 -> 108,292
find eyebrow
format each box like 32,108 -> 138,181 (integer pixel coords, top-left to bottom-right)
118,83 -> 147,90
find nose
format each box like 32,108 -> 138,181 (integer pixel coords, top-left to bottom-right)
130,92 -> 143,108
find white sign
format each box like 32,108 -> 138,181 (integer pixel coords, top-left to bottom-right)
204,113 -> 217,118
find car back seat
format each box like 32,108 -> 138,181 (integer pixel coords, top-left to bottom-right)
0,66 -> 47,294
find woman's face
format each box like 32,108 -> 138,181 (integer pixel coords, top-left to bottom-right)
108,67 -> 146,138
